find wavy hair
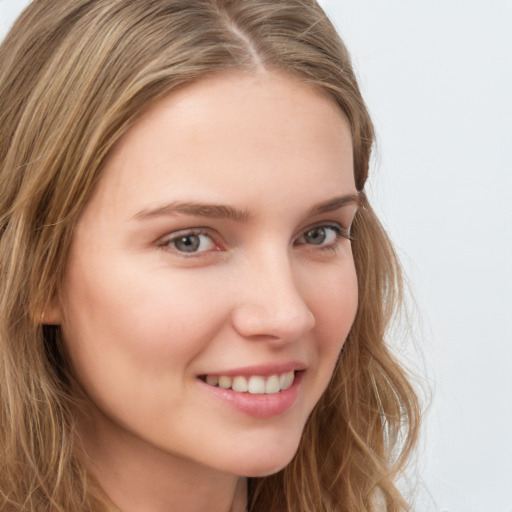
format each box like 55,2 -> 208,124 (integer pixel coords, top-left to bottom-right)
0,1 -> 420,510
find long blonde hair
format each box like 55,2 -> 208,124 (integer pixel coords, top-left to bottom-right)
0,1 -> 420,510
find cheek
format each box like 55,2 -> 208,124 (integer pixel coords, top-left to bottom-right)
58,263 -> 229,430
311,263 -> 358,349
297,260 -> 358,417
60,258 -> 228,380
307,262 -> 358,398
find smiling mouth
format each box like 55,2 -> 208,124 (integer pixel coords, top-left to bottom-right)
199,371 -> 299,395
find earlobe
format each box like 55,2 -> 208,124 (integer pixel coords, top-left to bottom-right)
39,299 -> 63,325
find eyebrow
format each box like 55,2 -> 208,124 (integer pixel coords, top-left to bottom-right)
132,193 -> 360,223
132,202 -> 251,222
306,193 -> 360,216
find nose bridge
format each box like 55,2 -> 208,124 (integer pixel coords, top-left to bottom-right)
232,244 -> 315,341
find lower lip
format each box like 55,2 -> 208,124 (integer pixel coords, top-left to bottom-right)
200,372 -> 303,419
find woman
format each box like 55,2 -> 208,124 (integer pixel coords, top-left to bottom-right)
0,1 -> 420,511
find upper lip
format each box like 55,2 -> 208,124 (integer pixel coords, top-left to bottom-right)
200,361 -> 306,377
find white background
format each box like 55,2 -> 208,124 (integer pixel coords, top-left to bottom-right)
1,1 -> 511,511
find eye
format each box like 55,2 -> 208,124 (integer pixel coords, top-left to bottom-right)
161,231 -> 217,254
295,224 -> 350,248
302,226 -> 337,245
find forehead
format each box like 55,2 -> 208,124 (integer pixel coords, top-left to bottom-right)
87,70 -> 354,218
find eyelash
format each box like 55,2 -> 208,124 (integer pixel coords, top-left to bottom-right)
294,224 -> 352,252
157,223 -> 352,256
157,229 -> 219,256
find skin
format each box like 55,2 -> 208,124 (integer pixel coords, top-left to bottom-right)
48,70 -> 359,512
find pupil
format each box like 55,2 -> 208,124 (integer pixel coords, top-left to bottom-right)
305,228 -> 326,245
175,235 -> 200,252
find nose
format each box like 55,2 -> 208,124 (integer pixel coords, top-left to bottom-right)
231,252 -> 316,343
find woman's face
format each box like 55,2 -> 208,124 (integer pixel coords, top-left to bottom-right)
51,71 -> 358,478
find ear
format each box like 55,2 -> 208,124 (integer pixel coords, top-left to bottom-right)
39,296 -> 63,325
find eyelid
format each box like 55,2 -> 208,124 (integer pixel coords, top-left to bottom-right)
155,218 -> 354,257
156,227 -> 223,255
293,222 -> 353,252
296,221 -> 352,241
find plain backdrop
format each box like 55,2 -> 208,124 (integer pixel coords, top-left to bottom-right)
1,1 -> 511,511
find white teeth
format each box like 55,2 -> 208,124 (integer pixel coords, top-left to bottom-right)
218,376 -> 232,389
206,375 -> 219,386
232,376 -> 248,392
265,374 -> 280,394
280,371 -> 294,390
204,371 -> 297,394
248,375 -> 266,394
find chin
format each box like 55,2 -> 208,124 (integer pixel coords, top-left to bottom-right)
242,461 -> 292,478
229,438 -> 301,478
